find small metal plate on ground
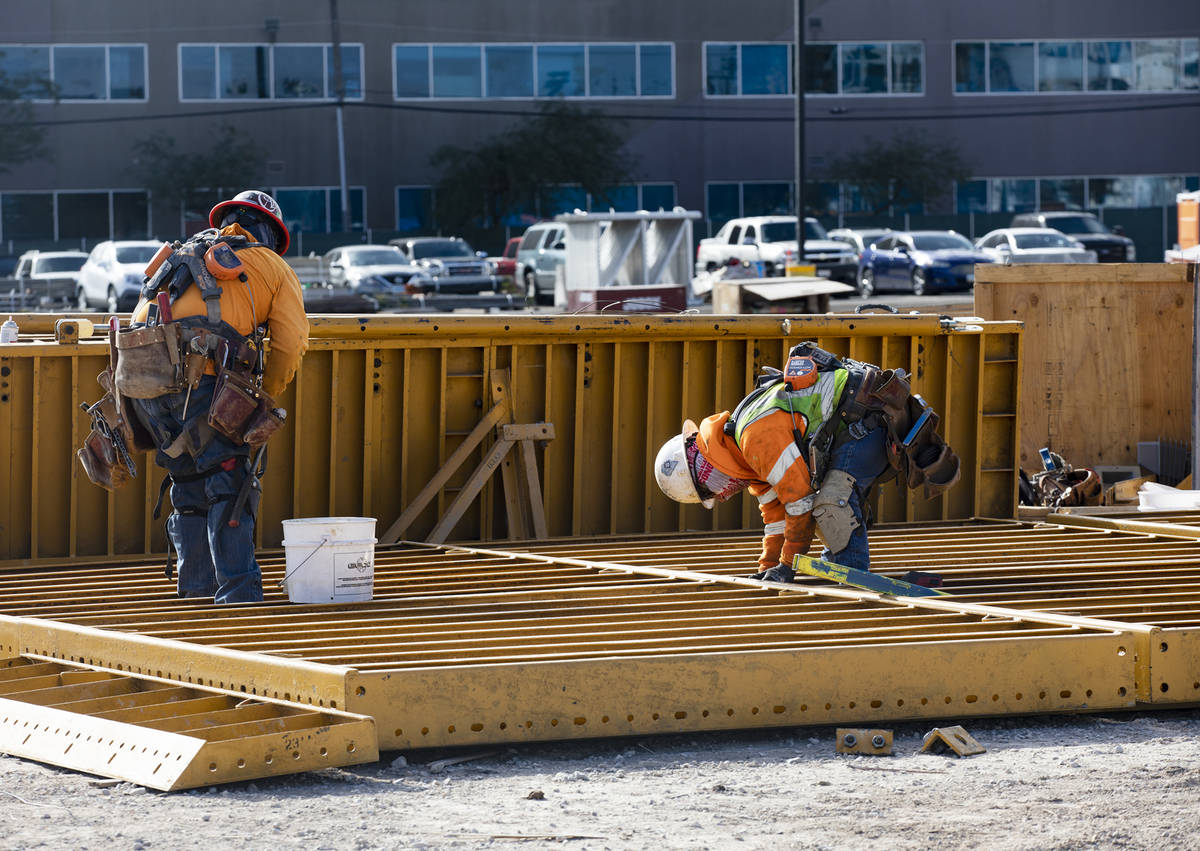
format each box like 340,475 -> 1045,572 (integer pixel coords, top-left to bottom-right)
836,728 -> 893,755
920,725 -> 986,756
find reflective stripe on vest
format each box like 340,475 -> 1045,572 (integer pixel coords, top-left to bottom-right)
730,373 -> 849,448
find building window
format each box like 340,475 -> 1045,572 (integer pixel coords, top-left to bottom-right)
806,44 -> 838,94
179,43 -> 363,101
955,181 -> 989,214
958,38 -> 1196,94
485,45 -> 534,97
705,182 -> 792,223
536,45 -> 585,97
956,176 -> 1194,213
840,43 -> 888,94
0,190 -> 149,242
705,42 -> 923,97
434,45 -> 483,98
274,187 -> 365,232
1038,42 -> 1084,92
394,42 -> 673,99
0,44 -> 146,101
639,44 -> 673,96
395,187 -> 434,232
1039,178 -> 1086,210
1087,42 -> 1133,91
989,42 -> 1035,92
741,44 -> 790,95
588,44 -> 635,97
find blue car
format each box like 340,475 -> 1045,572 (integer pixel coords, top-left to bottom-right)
856,231 -> 995,297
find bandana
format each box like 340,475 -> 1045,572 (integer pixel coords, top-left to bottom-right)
685,435 -> 751,502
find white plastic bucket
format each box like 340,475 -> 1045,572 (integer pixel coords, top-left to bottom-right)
280,517 -> 377,604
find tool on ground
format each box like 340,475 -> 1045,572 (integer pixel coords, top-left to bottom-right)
836,728 -> 893,755
920,725 -> 985,757
793,554 -> 948,597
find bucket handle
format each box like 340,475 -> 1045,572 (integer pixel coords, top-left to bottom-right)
278,534 -> 331,588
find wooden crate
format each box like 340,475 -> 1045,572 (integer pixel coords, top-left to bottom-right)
974,263 -> 1195,471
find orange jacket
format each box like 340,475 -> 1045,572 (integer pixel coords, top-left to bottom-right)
697,409 -> 816,569
132,224 -> 309,398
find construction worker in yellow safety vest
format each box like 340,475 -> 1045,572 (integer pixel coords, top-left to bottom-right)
653,342 -> 960,583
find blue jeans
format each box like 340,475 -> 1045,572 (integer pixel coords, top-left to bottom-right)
819,425 -> 890,572
132,376 -> 263,604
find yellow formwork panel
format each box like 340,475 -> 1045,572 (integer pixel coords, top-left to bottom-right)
0,656 -> 378,790
0,313 -> 1021,562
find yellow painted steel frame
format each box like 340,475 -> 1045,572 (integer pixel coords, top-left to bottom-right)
0,656 -> 378,791
0,313 -> 1021,562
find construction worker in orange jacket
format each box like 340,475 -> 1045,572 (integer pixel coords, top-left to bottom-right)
129,190 -> 308,603
653,343 -> 959,583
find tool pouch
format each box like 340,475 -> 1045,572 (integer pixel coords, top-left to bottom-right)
208,368 -> 279,445
113,323 -> 184,399
242,405 -> 285,447
77,428 -> 131,491
96,370 -> 154,452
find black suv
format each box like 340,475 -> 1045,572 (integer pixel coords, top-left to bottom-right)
1009,212 -> 1135,263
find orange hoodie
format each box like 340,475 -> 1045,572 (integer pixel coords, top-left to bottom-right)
132,224 -> 309,398
696,409 -> 817,569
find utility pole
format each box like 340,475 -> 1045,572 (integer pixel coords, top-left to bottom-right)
330,0 -> 351,232
794,0 -> 806,261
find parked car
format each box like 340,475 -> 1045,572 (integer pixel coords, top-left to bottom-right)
1010,211 -> 1135,262
975,228 -> 1098,264
827,228 -> 892,262
388,236 -> 499,294
516,221 -> 567,305
76,240 -> 163,312
323,245 -> 429,303
856,231 -> 994,297
694,216 -> 859,283
1,250 -> 88,308
488,237 -> 522,280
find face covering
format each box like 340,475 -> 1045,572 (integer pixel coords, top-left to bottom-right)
685,435 -> 751,502
222,210 -> 276,251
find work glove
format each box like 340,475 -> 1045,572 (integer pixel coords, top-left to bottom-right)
749,563 -> 795,584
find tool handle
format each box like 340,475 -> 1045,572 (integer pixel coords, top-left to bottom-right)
156,292 -> 173,324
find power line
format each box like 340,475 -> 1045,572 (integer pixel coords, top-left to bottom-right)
25,94 -> 1200,129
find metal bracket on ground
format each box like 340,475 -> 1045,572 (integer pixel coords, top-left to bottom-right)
920,725 -> 986,756
836,728 -> 893,755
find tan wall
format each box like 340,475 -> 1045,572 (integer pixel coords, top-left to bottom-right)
974,263 -> 1196,471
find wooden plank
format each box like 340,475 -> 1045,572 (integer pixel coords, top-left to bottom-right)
974,263 -> 1193,470
378,399 -> 509,544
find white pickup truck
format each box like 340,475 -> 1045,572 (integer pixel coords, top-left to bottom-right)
695,216 -> 858,283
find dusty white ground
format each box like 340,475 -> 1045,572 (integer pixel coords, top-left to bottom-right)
3,710 -> 1199,850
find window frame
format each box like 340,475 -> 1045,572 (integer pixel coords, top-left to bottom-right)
177,42 -> 365,102
0,188 -> 151,243
953,37 -> 1195,95
391,41 -> 675,100
702,41 -> 925,98
0,43 -> 149,102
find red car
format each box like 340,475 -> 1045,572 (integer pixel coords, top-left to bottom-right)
489,237 -> 521,279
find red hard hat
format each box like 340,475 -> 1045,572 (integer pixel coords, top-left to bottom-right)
209,190 -> 290,256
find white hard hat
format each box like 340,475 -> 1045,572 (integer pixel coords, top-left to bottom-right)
653,419 -> 714,509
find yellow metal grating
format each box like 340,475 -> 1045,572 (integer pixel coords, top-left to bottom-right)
0,656 -> 377,790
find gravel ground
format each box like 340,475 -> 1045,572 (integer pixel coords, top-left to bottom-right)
3,709 -> 1200,850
